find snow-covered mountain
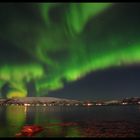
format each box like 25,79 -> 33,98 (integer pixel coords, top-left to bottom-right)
0,97 -> 80,104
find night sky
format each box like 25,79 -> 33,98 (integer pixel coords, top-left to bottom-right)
0,3 -> 140,99
49,65 -> 140,100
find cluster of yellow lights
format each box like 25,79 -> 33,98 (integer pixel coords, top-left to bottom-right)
95,103 -> 102,106
24,103 -> 30,106
24,103 -> 47,106
122,102 -> 128,105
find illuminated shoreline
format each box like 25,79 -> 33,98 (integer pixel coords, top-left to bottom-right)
0,97 -> 140,107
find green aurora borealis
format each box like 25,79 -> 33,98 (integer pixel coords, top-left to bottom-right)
0,3 -> 140,98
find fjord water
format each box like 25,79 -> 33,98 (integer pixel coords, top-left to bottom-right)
0,105 -> 140,137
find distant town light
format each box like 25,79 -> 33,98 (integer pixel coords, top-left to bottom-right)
122,102 -> 128,105
83,104 -> 86,106
24,103 -> 28,106
138,101 -> 140,104
96,103 -> 102,106
24,104 -> 31,106
87,103 -> 93,106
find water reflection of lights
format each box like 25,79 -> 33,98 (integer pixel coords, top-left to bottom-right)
24,106 -> 27,113
6,106 -> 26,128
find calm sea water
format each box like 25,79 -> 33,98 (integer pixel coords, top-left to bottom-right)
0,105 -> 140,137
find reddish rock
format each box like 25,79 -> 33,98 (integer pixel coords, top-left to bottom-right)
16,125 -> 44,137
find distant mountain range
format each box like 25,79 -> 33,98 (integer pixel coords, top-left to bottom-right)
0,97 -> 80,105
